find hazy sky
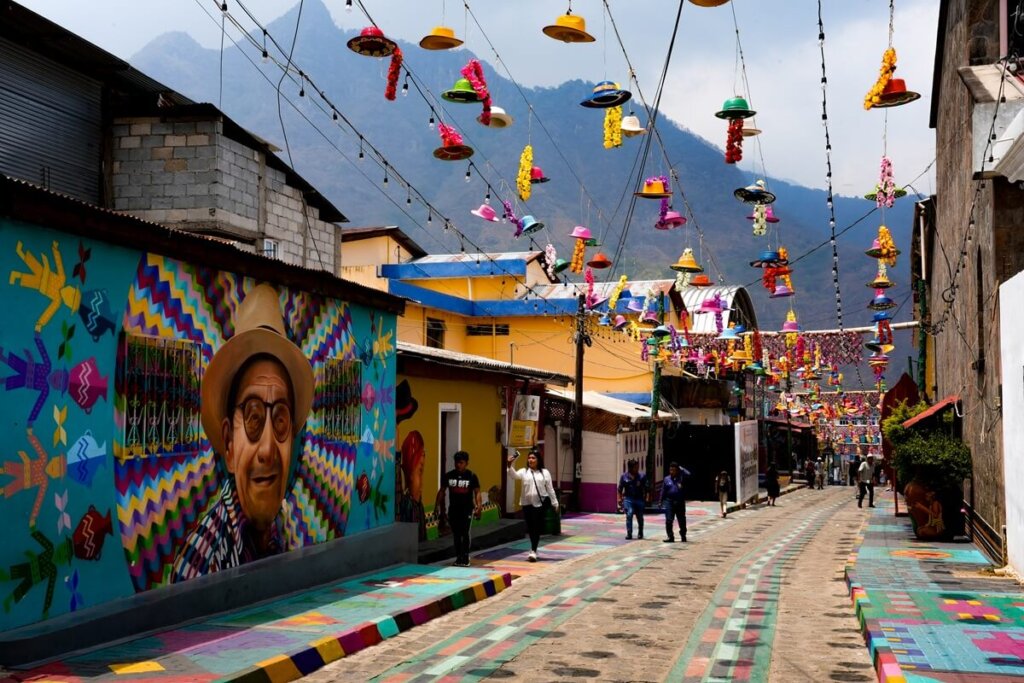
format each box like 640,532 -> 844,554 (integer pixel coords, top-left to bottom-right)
19,0 -> 939,195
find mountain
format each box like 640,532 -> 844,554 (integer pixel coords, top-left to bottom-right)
130,0 -> 914,342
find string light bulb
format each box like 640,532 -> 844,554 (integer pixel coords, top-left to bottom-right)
262,30 -> 269,62
345,0 -> 353,12
428,115 -> 435,130
402,76 -> 409,97
358,139 -> 364,161
464,165 -> 472,183
427,210 -> 432,224
383,164 -> 389,186
484,190 -> 491,204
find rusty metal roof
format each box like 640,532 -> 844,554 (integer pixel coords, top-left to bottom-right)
397,341 -> 571,386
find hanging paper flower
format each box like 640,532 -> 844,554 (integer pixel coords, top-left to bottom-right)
603,106 -> 622,149
517,145 -> 533,201
461,59 -> 492,125
751,205 -> 767,236
659,196 -> 670,224
384,47 -> 404,101
502,199 -> 518,226
864,47 -> 897,110
608,275 -> 628,311
438,122 -> 463,147
545,243 -> 558,279
674,271 -> 691,292
877,225 -> 898,267
877,156 -> 896,208
752,328 -> 763,364
725,118 -> 743,163
570,238 -> 586,273
584,267 -> 596,307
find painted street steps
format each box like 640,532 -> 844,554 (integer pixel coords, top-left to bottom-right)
846,497 -> 1024,682
1,566 -> 511,683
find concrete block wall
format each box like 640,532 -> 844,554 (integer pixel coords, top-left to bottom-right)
110,116 -> 336,273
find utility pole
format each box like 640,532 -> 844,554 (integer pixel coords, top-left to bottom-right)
646,291 -> 664,497
570,294 -> 589,510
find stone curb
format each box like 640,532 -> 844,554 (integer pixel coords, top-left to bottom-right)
725,482 -> 808,515
222,572 -> 512,683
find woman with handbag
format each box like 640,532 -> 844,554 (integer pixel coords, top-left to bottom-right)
507,448 -> 559,562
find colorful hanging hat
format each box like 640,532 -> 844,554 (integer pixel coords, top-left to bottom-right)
479,106 -> 513,128
432,123 -> 474,160
587,295 -> 609,310
552,257 -> 571,274
670,249 -> 703,273
542,11 -> 596,42
867,271 -> 894,288
717,324 -> 743,341
655,210 -> 687,230
730,347 -> 753,363
749,250 -> 785,268
569,225 -> 592,240
689,273 -> 713,287
621,114 -> 646,137
470,203 -> 499,222
442,77 -> 482,103
742,126 -> 762,137
689,0 -> 731,6
865,238 -> 901,259
612,314 -> 629,330
868,289 -> 896,310
715,95 -> 756,120
864,338 -> 896,354
635,177 -> 671,198
875,78 -> 921,108
641,310 -> 660,326
529,166 -> 550,184
651,324 -> 672,339
769,283 -> 794,298
734,179 -> 776,205
347,26 -> 398,57
871,310 -> 893,323
696,296 -> 729,314
626,298 -> 645,313
745,360 -> 766,375
584,237 -> 602,247
763,205 -> 780,223
867,351 -> 890,365
518,215 -> 544,235
419,26 -> 463,50
781,316 -> 800,333
587,252 -> 612,269
580,81 -> 632,108
598,314 -> 611,326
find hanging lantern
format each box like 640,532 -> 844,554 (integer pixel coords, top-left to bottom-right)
432,123 -> 473,160
347,26 -> 398,57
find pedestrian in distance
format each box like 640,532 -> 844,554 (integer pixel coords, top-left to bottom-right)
815,457 -> 825,490
765,461 -> 780,506
507,448 -> 559,562
716,470 -> 731,518
437,450 -> 481,567
661,461 -> 689,542
857,455 -> 875,508
805,459 -> 816,489
617,459 -> 648,539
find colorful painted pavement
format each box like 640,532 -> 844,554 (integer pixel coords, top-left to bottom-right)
1,566 -> 511,683
846,497 -> 1024,682
666,496 -> 850,682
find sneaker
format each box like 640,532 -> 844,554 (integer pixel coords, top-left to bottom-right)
663,538 -> 674,543
528,551 -> 537,562
625,534 -> 632,540
637,533 -> 644,540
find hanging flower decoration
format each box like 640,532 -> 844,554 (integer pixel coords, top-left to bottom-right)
864,47 -> 897,110
461,59 -> 492,125
876,156 -> 896,208
674,271 -> 691,292
877,315 -> 893,346
608,275 -> 628,311
545,243 -> 558,279
570,238 -> 586,273
725,118 -> 744,163
876,225 -> 898,267
438,122 -> 463,147
517,145 -> 533,201
603,106 -> 623,149
751,204 -> 767,236
752,328 -> 763,365
584,266 -> 596,307
502,199 -> 518,226
384,47 -> 404,101
659,196 -> 670,224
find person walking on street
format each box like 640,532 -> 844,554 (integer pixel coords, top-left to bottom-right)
507,448 -> 559,562
716,470 -> 731,518
661,461 -> 689,542
438,451 -> 481,567
617,459 -> 648,540
805,459 -> 816,489
857,455 -> 875,508
765,462 -> 780,506
815,457 -> 825,490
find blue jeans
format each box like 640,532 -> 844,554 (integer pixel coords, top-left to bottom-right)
623,497 -> 645,537
664,499 -> 686,540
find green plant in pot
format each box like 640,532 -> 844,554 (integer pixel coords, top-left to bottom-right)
882,400 -> 971,540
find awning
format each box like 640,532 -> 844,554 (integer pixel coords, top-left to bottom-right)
902,394 -> 959,429
762,417 -> 814,431
545,388 -> 674,422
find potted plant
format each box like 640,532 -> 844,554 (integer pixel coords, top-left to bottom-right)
882,400 -> 971,540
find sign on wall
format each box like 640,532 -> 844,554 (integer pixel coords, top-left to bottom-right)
734,420 -> 759,505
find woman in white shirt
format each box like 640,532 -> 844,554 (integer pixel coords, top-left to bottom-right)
506,448 -> 559,562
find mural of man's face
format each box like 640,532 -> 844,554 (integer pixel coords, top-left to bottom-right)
222,357 -> 294,531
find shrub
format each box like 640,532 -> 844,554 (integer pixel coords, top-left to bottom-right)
883,400 -> 971,493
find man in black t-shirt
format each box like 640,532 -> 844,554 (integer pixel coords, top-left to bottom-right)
440,451 -> 482,567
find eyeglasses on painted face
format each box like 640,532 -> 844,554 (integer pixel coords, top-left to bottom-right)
235,397 -> 292,443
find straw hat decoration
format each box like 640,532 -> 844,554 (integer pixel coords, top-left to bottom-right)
347,26 -> 397,57
734,179 -> 776,205
459,60 -> 493,125
432,122 -> 473,160
420,26 -> 463,50
542,4 -> 596,43
621,113 -> 646,137
716,96 -> 755,164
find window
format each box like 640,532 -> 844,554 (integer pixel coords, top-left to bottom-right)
426,318 -> 446,348
320,358 -> 361,443
466,323 -> 510,337
117,334 -> 202,459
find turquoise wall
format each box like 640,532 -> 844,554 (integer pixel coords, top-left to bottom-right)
0,219 -> 395,631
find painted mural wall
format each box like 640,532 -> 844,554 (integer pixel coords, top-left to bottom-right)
0,219 -> 395,631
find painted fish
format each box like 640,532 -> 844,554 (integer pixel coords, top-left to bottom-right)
72,505 -> 112,561
77,289 -> 115,341
359,428 -> 375,460
68,358 -> 108,414
357,472 -> 370,503
66,431 -> 107,487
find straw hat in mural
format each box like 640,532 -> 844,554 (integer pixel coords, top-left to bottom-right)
200,284 -> 314,458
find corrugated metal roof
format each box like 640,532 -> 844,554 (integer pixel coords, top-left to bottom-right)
341,226 -> 427,258
680,285 -> 758,334
546,387 -> 675,422
412,251 -> 542,265
397,341 -> 571,386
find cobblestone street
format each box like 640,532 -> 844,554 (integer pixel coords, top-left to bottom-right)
307,487 -> 873,682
